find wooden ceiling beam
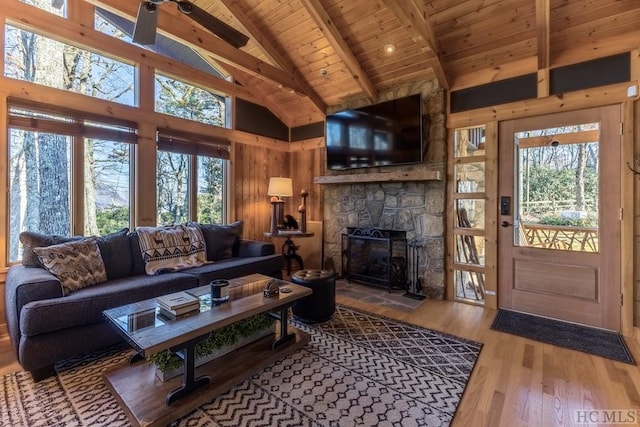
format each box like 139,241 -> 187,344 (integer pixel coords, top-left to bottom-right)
217,0 -> 289,69
299,0 -> 378,103
383,0 -> 450,90
536,0 -> 550,70
217,0 -> 326,118
86,0 -> 327,113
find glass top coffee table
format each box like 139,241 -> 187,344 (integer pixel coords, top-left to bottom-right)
103,274 -> 312,425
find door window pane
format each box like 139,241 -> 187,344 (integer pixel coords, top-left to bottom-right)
515,124 -> 599,251
157,151 -> 190,226
454,269 -> 485,303
8,129 -> 72,262
456,199 -> 485,230
455,162 -> 485,193
454,126 -> 485,158
455,235 -> 485,266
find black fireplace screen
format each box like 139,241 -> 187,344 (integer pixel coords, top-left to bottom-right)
342,227 -> 407,291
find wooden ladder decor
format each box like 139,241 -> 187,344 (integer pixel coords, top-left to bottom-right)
456,208 -> 485,301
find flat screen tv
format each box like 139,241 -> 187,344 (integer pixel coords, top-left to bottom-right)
325,94 -> 425,170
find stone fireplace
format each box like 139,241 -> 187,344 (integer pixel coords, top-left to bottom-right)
321,80 -> 446,299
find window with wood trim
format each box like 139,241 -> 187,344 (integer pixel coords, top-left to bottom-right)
156,130 -> 229,226
20,0 -> 66,17
155,73 -> 228,127
7,101 -> 136,262
4,25 -> 135,106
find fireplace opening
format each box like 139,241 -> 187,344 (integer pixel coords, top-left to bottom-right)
342,227 -> 407,291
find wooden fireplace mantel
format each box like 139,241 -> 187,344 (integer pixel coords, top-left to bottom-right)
313,170 -> 442,185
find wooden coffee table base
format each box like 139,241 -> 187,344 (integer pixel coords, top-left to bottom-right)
103,328 -> 310,427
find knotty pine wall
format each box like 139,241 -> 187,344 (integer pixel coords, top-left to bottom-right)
289,148 -> 325,224
232,143 -> 289,240
231,142 -> 325,242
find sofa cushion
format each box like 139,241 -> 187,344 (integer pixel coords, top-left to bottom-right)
182,253 -> 283,285
190,220 -> 244,261
238,239 -> 276,257
136,225 -> 207,275
33,239 -> 108,295
96,228 -> 132,280
129,232 -> 146,276
19,231 -> 82,268
19,272 -> 199,337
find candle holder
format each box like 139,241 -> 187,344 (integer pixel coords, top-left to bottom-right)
298,189 -> 308,233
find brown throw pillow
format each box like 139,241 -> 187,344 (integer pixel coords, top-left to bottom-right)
188,220 -> 243,261
19,231 -> 82,268
95,228 -> 132,280
33,238 -> 108,295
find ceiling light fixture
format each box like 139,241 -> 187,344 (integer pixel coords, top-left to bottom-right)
384,43 -> 396,54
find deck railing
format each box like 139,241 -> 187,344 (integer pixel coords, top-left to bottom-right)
522,223 -> 598,252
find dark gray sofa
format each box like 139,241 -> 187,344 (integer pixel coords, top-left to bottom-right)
5,227 -> 283,381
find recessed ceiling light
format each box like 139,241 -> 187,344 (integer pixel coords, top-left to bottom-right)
384,43 -> 396,54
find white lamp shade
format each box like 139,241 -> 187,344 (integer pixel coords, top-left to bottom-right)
267,177 -> 293,197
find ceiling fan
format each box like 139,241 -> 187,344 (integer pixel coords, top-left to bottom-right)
133,0 -> 249,48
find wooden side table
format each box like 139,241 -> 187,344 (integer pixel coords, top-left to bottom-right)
264,231 -> 315,275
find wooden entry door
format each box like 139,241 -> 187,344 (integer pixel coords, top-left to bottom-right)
498,106 -> 621,331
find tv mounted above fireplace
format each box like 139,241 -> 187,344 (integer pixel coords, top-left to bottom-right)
325,94 -> 426,170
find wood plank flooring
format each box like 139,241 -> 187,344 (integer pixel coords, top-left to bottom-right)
1,294 -> 639,426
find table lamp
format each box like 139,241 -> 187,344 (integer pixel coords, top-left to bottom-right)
268,177 -> 293,233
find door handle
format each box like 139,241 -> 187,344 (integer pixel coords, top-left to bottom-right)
501,221 -> 512,227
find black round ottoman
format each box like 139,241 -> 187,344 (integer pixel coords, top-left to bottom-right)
291,270 -> 336,323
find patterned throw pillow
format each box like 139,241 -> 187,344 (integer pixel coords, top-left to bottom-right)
33,239 -> 108,295
136,225 -> 207,275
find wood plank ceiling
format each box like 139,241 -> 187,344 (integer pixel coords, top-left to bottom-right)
90,0 -> 640,128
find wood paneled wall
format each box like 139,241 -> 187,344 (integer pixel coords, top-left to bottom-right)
289,148 -> 325,223
232,143 -> 288,240
231,143 -> 325,242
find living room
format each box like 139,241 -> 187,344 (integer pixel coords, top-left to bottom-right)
1,0 -> 640,426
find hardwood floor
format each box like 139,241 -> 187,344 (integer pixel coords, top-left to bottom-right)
1,295 -> 639,426
333,294 -> 640,427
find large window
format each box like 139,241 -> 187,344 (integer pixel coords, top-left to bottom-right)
4,25 -> 135,106
157,150 -> 190,226
20,0 -> 66,17
7,103 -> 136,262
155,73 -> 227,127
87,139 -> 132,236
156,131 -> 228,226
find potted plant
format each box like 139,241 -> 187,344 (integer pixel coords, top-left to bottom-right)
148,313 -> 276,382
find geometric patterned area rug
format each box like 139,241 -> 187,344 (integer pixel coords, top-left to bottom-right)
492,309 -> 635,365
0,305 -> 482,427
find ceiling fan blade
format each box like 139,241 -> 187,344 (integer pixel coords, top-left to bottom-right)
133,2 -> 159,45
178,1 -> 249,48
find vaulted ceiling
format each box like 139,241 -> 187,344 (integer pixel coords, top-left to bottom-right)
89,0 -> 640,128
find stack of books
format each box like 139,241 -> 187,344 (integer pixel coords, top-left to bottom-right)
156,291 -> 200,320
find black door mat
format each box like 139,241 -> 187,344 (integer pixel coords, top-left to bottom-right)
491,309 -> 635,365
